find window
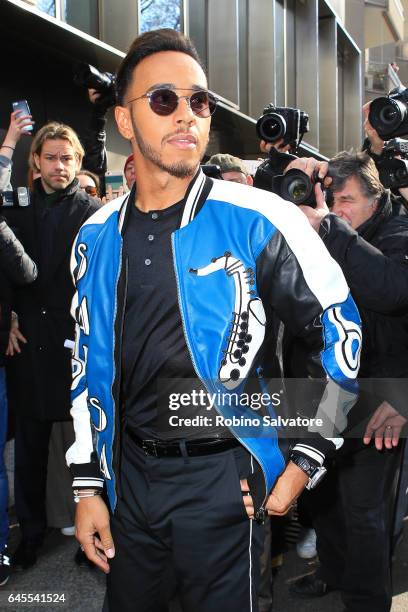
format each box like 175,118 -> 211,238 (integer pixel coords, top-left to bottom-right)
63,0 -> 99,37
139,0 -> 183,33
37,0 -> 56,16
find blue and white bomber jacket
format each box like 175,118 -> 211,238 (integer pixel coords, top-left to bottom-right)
66,170 -> 362,514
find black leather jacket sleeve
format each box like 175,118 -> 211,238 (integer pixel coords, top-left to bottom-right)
0,216 -> 37,285
81,106 -> 108,177
257,230 -> 361,462
319,213 -> 408,314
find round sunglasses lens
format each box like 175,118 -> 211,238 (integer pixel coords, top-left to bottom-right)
190,91 -> 209,116
150,89 -> 178,115
192,91 -> 217,117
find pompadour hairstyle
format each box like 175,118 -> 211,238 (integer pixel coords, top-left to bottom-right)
116,28 -> 204,105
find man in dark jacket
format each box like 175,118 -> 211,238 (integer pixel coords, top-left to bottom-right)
6,122 -> 100,569
0,216 -> 37,585
288,151 -> 408,612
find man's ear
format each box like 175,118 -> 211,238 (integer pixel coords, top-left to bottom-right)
33,153 -> 41,173
115,105 -> 133,141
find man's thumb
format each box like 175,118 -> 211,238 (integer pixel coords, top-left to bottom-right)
100,526 -> 115,558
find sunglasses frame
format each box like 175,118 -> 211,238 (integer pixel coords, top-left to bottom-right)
127,87 -> 218,118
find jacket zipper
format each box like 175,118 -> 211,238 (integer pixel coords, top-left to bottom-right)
112,246 -> 128,502
171,232 -> 269,515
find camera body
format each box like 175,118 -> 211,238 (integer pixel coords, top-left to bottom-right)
369,87 -> 408,140
73,63 -> 116,108
253,149 -> 318,207
376,138 -> 408,189
256,104 -> 309,148
0,188 -> 30,208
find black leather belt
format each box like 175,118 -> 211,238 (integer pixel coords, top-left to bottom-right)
126,428 -> 240,458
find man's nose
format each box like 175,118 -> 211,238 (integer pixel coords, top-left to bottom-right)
174,97 -> 195,124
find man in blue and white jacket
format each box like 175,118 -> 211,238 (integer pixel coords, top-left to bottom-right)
67,29 -> 361,612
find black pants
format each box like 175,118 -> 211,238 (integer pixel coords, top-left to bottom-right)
304,440 -> 401,612
14,416 -> 54,542
105,435 -> 264,612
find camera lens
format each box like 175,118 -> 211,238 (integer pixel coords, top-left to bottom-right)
369,97 -> 407,137
256,113 -> 286,142
280,170 -> 313,205
288,179 -> 308,202
379,105 -> 399,126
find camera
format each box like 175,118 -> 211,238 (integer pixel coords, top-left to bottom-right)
73,63 -> 116,108
254,149 -> 319,207
0,188 -> 30,208
376,138 -> 408,189
272,169 -> 320,208
369,86 -> 408,140
256,104 -> 309,149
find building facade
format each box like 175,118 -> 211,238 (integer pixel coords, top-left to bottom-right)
1,0 -> 404,183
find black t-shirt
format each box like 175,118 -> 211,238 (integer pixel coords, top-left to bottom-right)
121,194 -> 229,440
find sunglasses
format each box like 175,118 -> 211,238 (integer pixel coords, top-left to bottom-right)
127,88 -> 218,118
83,185 -> 98,196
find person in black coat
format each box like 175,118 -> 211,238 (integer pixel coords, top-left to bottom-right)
286,151 -> 408,612
5,122 -> 100,569
0,215 -> 37,584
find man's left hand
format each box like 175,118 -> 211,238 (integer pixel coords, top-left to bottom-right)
363,401 -> 407,450
240,462 -> 309,519
265,461 -> 308,516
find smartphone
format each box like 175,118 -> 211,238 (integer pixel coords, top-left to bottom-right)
12,100 -> 33,132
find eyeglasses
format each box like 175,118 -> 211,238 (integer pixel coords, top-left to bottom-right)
83,185 -> 98,196
127,88 -> 218,118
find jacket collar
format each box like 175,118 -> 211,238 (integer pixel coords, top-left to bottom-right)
357,190 -> 392,241
33,176 -> 80,199
118,168 -> 211,234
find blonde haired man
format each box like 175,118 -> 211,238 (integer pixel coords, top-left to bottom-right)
7,121 -> 100,570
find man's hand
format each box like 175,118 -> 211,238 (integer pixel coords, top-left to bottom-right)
6,314 -> 27,356
260,138 -> 291,154
363,401 -> 407,450
265,461 -> 308,516
363,102 -> 384,155
240,479 -> 254,519
75,494 -> 115,573
240,463 -> 308,519
299,184 -> 330,231
88,88 -> 102,105
284,156 -> 329,181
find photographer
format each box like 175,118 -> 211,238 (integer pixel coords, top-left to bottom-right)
0,111 -> 34,191
286,151 -> 408,612
0,215 -> 37,584
363,101 -> 408,204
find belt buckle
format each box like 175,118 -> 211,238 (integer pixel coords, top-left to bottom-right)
142,440 -> 158,457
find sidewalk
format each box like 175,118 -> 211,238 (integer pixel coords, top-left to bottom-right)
1,518 -> 406,612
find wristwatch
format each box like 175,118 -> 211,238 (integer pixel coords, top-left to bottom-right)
289,452 -> 327,490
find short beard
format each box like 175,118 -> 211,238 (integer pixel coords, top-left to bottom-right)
132,120 -> 200,179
